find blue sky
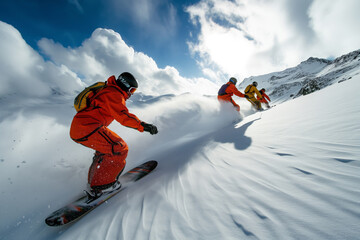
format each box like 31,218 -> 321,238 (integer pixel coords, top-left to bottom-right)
1,0 -> 360,93
0,0 -> 201,78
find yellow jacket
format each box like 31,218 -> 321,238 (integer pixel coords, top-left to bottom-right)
245,84 -> 262,99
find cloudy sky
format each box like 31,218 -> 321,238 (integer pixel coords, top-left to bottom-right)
0,0 -> 360,97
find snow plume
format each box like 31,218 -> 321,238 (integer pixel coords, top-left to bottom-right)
0,112 -> 89,232
105,93 -> 244,164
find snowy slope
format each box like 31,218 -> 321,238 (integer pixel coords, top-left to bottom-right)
1,70 -> 360,240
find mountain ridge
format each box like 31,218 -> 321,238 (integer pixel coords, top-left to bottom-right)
239,49 -> 360,104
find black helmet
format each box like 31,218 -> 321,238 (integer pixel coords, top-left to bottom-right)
252,81 -> 258,87
229,77 -> 237,85
116,72 -> 138,96
261,88 -> 265,92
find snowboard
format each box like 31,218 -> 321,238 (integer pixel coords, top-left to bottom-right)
45,160 -> 157,226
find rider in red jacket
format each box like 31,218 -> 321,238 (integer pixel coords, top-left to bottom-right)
70,72 -> 158,195
217,77 -> 245,111
257,88 -> 271,108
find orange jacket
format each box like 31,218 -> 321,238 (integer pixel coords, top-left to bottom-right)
70,76 -> 144,140
217,82 -> 245,102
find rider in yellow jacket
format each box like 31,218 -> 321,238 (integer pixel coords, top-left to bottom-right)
244,81 -> 263,110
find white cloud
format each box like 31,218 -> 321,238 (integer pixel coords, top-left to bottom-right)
309,0 -> 360,57
109,0 -> 178,39
186,0 -> 360,81
38,27 -> 218,96
0,21 -> 82,99
0,21 -> 217,102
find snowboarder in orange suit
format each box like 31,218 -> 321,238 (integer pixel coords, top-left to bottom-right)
257,88 -> 271,108
217,77 -> 245,111
244,81 -> 263,110
70,72 -> 158,195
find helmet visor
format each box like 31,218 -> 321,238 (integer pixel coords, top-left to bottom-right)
129,87 -> 137,95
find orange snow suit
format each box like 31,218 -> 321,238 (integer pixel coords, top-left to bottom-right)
70,75 -> 144,189
257,89 -> 270,103
217,82 -> 245,111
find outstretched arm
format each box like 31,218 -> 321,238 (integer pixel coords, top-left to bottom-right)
229,84 -> 245,98
104,93 -> 144,132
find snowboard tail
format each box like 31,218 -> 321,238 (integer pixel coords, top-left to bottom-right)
45,160 -> 157,226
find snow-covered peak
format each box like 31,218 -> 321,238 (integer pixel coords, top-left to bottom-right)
300,56 -> 332,65
239,49 -> 360,105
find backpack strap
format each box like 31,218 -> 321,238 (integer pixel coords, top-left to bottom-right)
245,85 -> 252,94
86,81 -> 108,109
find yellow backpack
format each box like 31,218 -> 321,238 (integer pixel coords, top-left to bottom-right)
74,82 -> 106,112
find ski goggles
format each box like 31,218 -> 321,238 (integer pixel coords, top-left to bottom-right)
129,87 -> 137,95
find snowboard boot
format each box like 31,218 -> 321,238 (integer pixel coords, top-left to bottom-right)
85,180 -> 122,200
98,180 -> 122,194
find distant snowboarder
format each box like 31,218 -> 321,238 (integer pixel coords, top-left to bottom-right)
257,88 -> 271,108
70,72 -> 158,197
218,77 -> 245,111
244,81 -> 263,110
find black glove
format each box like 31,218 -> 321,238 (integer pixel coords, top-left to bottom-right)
244,95 -> 249,99
141,122 -> 158,135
